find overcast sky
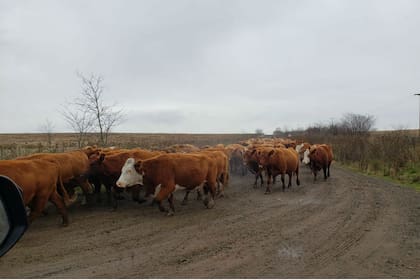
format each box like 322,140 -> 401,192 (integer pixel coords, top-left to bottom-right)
1,0 -> 419,134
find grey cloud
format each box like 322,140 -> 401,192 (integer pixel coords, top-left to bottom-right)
1,0 -> 420,133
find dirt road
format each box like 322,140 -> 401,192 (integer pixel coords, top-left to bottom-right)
1,165 -> 419,278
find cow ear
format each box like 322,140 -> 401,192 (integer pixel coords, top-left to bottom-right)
134,160 -> 142,172
99,153 -> 105,162
268,149 -> 275,157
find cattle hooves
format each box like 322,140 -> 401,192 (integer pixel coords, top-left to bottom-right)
167,211 -> 174,217
206,199 -> 215,209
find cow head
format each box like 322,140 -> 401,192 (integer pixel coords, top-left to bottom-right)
243,149 -> 258,166
302,149 -> 310,165
257,149 -> 275,168
82,145 -> 100,157
116,158 -> 143,188
295,143 -> 303,153
88,153 -> 106,176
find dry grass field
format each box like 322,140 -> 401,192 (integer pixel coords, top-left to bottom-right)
0,133 -> 256,159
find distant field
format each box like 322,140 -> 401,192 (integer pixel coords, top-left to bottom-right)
0,133 -> 257,159
370,129 -> 419,136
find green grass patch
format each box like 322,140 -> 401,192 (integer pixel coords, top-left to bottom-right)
336,161 -> 420,191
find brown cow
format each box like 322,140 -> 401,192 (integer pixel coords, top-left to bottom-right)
225,144 -> 247,176
18,150 -> 94,204
116,153 -> 218,216
186,150 -> 229,200
242,148 -> 265,188
308,144 -> 333,181
88,148 -> 162,208
255,147 -> 300,194
0,159 -> 70,225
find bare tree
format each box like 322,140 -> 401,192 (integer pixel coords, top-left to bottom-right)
62,106 -> 95,148
39,118 -> 54,145
255,128 -> 264,136
74,73 -> 124,146
341,113 -> 376,135
273,127 -> 283,137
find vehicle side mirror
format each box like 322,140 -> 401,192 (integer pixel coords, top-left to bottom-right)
0,175 -> 28,257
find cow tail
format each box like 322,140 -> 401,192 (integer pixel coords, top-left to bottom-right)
58,173 -> 77,207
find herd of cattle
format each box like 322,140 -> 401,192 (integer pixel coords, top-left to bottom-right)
0,138 -> 333,226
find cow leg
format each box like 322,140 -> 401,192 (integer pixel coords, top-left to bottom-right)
79,180 -> 94,206
28,196 -> 46,224
130,186 -> 145,204
287,172 -> 292,188
102,183 -> 113,205
107,186 -> 114,205
157,200 -> 167,213
154,184 -> 175,214
196,188 -> 203,200
167,193 -> 175,216
281,174 -> 286,191
49,190 -> 70,226
323,166 -> 328,180
219,171 -> 229,197
217,177 -> 225,198
91,178 -> 102,203
313,171 -> 317,182
182,190 -> 190,205
216,179 -> 223,198
112,187 -> 118,210
327,162 -> 331,177
111,186 -> 123,211
253,174 -> 258,188
96,185 -> 102,204
203,182 -> 216,209
296,166 -> 300,186
264,174 -> 272,194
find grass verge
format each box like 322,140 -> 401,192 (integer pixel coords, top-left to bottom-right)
336,161 -> 420,192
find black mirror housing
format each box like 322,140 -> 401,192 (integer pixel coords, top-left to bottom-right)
0,175 -> 28,257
